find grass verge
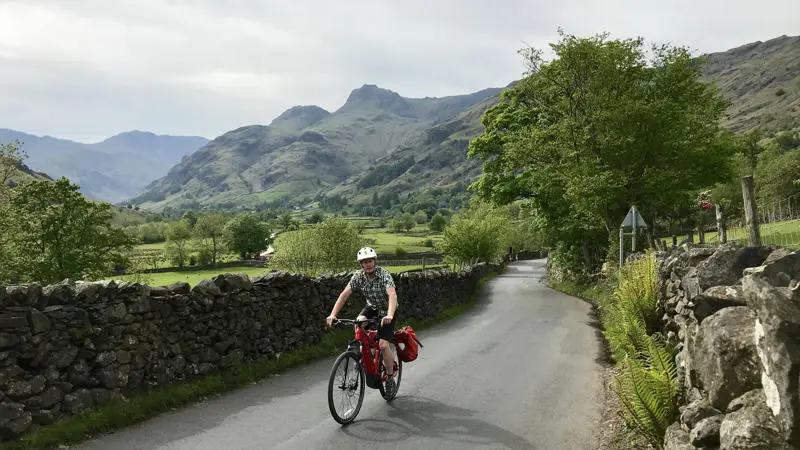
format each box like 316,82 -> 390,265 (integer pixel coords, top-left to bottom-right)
1,267 -> 504,450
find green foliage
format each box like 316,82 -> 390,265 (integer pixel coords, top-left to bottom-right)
598,253 -> 677,449
437,201 -> 511,266
601,255 -> 661,361
224,213 -> 271,257
269,217 -> 364,275
193,213 -> 227,265
164,220 -> 193,267
613,339 -> 679,450
2,177 -> 135,284
429,212 -> 447,232
467,30 -> 736,275
357,156 -> 415,189
390,213 -> 415,232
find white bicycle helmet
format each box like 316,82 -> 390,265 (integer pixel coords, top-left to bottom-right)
356,247 -> 378,262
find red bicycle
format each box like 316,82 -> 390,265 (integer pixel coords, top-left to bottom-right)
327,317 -> 402,424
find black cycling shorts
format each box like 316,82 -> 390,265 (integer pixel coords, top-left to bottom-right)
359,306 -> 395,341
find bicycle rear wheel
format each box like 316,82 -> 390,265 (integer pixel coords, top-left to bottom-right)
378,343 -> 402,401
327,351 -> 365,424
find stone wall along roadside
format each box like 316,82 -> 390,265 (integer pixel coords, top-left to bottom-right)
0,262 -> 503,441
656,242 -> 799,449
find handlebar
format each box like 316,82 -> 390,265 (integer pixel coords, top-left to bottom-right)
331,317 -> 383,327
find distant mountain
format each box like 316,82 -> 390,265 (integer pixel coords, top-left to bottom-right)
700,34 -> 800,133
0,129 -> 209,203
129,34 -> 800,214
129,85 -> 503,211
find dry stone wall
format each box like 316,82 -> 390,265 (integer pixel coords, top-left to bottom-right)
0,263 -> 502,441
657,242 -> 800,449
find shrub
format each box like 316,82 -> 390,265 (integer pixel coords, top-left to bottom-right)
269,217 -> 364,275
600,252 -> 677,450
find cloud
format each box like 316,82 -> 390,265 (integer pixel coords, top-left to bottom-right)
0,0 -> 798,142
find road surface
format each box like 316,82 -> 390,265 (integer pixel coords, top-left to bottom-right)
78,259 -> 605,449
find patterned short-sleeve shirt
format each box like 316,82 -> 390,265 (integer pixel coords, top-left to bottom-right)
347,266 -> 396,314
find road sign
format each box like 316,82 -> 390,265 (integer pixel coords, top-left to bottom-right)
620,205 -> 648,229
619,205 -> 648,267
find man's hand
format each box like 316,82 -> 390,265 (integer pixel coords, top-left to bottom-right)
381,315 -> 393,327
326,315 -> 337,327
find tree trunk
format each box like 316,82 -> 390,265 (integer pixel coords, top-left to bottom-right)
741,175 -> 761,246
715,203 -> 727,243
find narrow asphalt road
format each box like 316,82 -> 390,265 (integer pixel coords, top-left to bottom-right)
78,259 -> 606,450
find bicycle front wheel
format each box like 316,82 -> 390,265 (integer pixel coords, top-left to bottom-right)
327,351 -> 365,425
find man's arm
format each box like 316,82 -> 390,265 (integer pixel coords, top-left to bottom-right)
328,286 -> 352,323
386,287 -> 397,319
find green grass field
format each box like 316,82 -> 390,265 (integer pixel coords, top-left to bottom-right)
660,219 -> 800,248
361,226 -> 442,254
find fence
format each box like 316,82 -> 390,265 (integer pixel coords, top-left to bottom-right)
656,190 -> 800,250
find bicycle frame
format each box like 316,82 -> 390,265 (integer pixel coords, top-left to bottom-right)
336,318 -> 391,379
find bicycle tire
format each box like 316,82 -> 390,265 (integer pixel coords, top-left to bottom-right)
327,351 -> 365,425
378,343 -> 402,401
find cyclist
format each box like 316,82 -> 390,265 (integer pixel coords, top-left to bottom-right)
326,247 -> 398,384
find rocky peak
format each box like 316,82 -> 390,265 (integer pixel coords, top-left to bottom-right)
269,105 -> 330,131
339,84 -> 413,117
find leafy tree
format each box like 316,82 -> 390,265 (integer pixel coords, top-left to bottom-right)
165,220 -> 193,267
467,30 -> 735,275
437,201 -> 511,267
6,177 -> 135,284
224,213 -> 271,258
414,210 -> 428,224
429,212 -> 447,232
193,213 -> 228,265
306,213 -> 324,224
399,213 -> 415,231
0,140 -> 27,187
269,217 -> 363,275
0,141 -> 27,282
738,128 -> 766,176
313,217 -> 364,273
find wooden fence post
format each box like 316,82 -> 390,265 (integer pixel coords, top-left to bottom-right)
716,203 -> 727,243
741,175 -> 762,247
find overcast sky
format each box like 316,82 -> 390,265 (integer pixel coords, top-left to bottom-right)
1,0 -> 798,143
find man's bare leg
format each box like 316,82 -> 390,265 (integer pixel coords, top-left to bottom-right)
379,338 -> 394,377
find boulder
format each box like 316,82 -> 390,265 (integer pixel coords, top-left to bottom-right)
743,251 -> 800,446
693,285 -> 746,322
690,413 -> 723,447
664,421 -> 695,450
720,389 -> 787,449
680,396 -> 722,431
694,242 -> 776,290
693,306 -> 761,410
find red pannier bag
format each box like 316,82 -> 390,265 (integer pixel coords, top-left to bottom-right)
393,326 -> 423,362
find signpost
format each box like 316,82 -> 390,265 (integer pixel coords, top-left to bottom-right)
619,205 -> 648,267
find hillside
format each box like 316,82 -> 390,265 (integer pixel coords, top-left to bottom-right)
130,34 -> 799,214
701,34 -> 800,133
0,129 -> 209,203
129,85 -> 502,212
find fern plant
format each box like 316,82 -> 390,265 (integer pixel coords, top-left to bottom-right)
612,334 -> 678,450
602,251 -> 678,449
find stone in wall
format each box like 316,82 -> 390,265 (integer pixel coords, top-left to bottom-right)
743,251 -> 800,447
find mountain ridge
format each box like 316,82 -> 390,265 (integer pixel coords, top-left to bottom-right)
128,84 -> 504,212
0,129 -> 210,203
